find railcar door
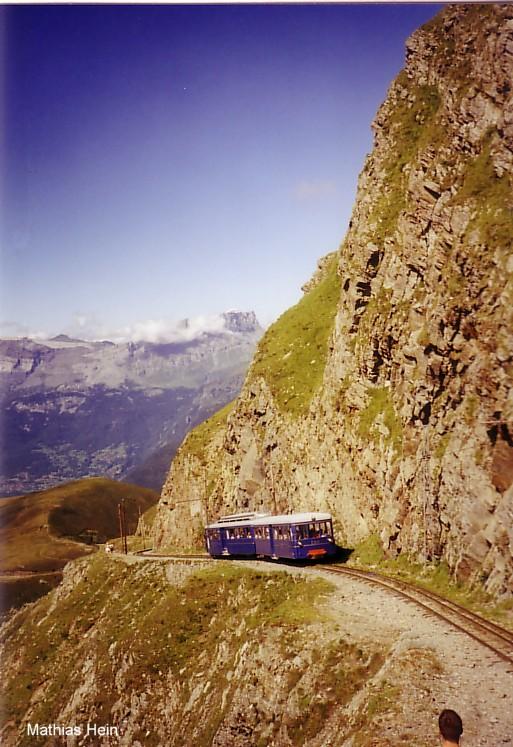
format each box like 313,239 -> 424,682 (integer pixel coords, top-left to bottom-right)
254,525 -> 271,557
206,529 -> 223,557
224,525 -> 256,556
220,528 -> 231,555
271,524 -> 294,559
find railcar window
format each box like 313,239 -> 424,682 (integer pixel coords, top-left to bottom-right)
233,527 -> 251,539
265,527 -> 270,539
295,523 -> 330,539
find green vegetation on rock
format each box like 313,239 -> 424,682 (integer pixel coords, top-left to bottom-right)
1,556 -> 338,746
358,386 -> 403,455
370,80 -> 442,243
181,400 -> 235,464
250,253 -> 341,416
287,639 -> 383,746
456,133 -> 513,251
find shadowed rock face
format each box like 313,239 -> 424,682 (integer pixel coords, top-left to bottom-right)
0,313 -> 261,495
154,6 -> 513,596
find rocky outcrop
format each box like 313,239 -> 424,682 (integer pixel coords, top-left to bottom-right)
0,555 -> 389,747
154,6 -> 513,596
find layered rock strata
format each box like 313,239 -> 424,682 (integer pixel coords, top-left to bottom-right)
155,5 -> 513,595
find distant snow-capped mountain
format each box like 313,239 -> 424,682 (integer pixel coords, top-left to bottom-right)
0,311 -> 262,495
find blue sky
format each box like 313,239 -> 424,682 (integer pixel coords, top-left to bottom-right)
1,4 -> 442,340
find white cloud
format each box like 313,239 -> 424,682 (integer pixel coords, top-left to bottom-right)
0,320 -> 49,340
121,315 -> 228,344
1,313 -> 237,344
293,179 -> 338,201
63,313 -> 232,344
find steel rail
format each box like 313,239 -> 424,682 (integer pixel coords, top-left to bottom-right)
321,565 -> 513,667
137,551 -> 211,560
362,568 -> 513,647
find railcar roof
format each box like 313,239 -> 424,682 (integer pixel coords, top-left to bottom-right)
206,511 -> 332,530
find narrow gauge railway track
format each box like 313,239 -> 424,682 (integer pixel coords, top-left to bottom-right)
321,565 -> 513,668
137,551 -> 211,560
129,551 -> 513,666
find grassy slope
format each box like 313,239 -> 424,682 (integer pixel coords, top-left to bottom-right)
0,477 -> 159,573
181,400 -> 235,465
174,251 -> 340,469
172,255 -> 341,504
1,556 -> 387,747
250,252 -> 341,416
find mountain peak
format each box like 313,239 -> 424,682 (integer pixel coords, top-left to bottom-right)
222,311 -> 261,334
50,334 -> 87,344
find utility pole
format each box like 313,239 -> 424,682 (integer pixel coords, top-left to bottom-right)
270,454 -> 276,513
203,469 -> 209,526
118,500 -> 128,554
138,505 -> 146,548
123,501 -> 128,554
117,502 -> 123,552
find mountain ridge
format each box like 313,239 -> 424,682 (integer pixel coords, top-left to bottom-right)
0,312 -> 262,495
153,5 -> 513,597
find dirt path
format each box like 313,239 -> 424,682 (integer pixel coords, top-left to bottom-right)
319,567 -> 513,746
236,560 -> 513,746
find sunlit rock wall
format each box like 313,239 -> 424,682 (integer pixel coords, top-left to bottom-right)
155,5 -> 513,596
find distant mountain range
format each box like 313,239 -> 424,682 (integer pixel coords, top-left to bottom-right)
0,311 -> 262,495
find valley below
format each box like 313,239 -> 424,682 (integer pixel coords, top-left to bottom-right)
0,312 -> 261,495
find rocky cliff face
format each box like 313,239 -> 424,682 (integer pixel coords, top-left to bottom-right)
0,313 -> 261,495
154,6 -> 513,596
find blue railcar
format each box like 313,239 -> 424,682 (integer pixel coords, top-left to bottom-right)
204,511 -> 336,561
